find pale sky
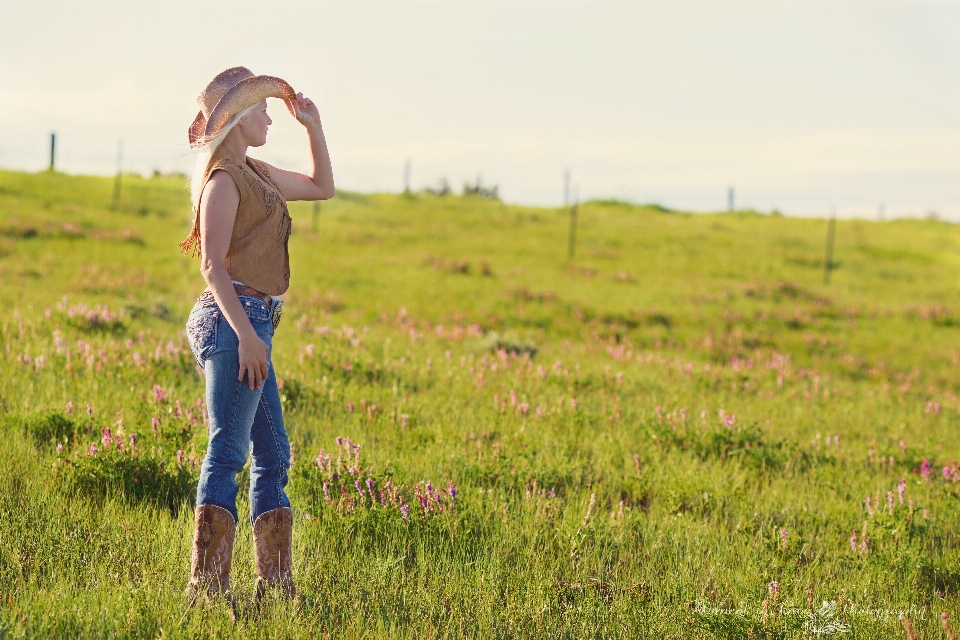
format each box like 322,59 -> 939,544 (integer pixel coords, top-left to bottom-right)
1,0 -> 959,218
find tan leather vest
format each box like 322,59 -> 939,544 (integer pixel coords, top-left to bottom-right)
179,146 -> 293,295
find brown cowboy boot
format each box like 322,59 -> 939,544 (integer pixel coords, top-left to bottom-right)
252,506 -> 297,600
185,504 -> 236,604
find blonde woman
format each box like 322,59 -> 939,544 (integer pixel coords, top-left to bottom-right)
180,67 -> 334,603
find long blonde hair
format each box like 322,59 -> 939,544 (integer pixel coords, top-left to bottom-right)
189,103 -> 258,213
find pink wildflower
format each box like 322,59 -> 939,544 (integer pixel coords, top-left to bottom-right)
850,529 -> 857,551
898,478 -> 907,503
65,401 -> 73,414
921,459 -> 931,480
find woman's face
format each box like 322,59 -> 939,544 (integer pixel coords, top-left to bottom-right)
239,100 -> 271,147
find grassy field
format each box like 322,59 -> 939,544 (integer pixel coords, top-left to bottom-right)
2,167 -> 960,638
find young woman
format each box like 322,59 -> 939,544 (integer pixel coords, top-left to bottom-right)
180,67 -> 334,603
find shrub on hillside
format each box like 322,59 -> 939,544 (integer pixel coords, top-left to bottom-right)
56,430 -> 196,513
1,410 -> 87,447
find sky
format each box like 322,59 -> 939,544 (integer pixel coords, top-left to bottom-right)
1,0 -> 960,218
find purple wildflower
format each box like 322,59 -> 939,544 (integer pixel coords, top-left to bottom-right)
922,459 -> 931,480
944,465 -> 952,480
152,385 -> 164,403
400,504 -> 410,521
176,450 -> 185,465
88,443 -> 98,456
348,402 -> 355,414
768,581 -> 780,597
447,481 -> 457,501
65,401 -> 73,414
355,479 -> 364,497
780,529 -> 788,548
887,491 -> 894,515
151,417 -> 159,437
898,478 -> 907,504
366,477 -> 375,501
129,433 -> 137,446
323,483 -> 330,503
101,428 -> 112,447
86,404 -> 93,416
850,529 -> 857,551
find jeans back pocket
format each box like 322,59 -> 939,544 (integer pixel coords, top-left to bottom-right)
186,309 -> 220,369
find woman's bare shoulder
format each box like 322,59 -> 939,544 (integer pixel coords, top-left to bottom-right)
200,169 -> 241,213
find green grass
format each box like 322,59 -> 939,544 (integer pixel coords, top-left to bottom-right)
2,168 -> 960,638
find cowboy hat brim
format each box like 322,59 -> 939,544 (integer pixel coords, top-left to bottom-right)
189,75 -> 296,148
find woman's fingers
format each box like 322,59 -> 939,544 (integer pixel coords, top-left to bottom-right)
238,361 -> 266,390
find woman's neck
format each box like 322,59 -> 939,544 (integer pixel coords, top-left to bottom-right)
220,130 -> 249,160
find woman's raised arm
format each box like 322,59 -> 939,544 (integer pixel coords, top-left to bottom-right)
260,92 -> 335,201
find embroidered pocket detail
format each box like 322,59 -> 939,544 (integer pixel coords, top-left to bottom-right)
186,310 -> 219,369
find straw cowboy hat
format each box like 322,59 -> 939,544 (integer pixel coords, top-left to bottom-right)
188,67 -> 296,147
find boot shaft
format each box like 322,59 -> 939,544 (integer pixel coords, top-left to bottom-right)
188,503 -> 236,594
252,506 -> 296,598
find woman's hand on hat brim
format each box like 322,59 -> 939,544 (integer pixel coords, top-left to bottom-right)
285,92 -> 321,128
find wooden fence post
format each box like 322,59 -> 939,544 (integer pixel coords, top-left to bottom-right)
824,208 -> 837,284
112,139 -> 124,209
567,186 -> 579,261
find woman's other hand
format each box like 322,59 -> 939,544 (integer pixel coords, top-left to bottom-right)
238,334 -> 270,390
285,92 -> 321,129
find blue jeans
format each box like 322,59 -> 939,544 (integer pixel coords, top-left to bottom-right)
185,292 -> 290,525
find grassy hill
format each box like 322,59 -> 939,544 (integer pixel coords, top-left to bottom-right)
1,168 -> 959,638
